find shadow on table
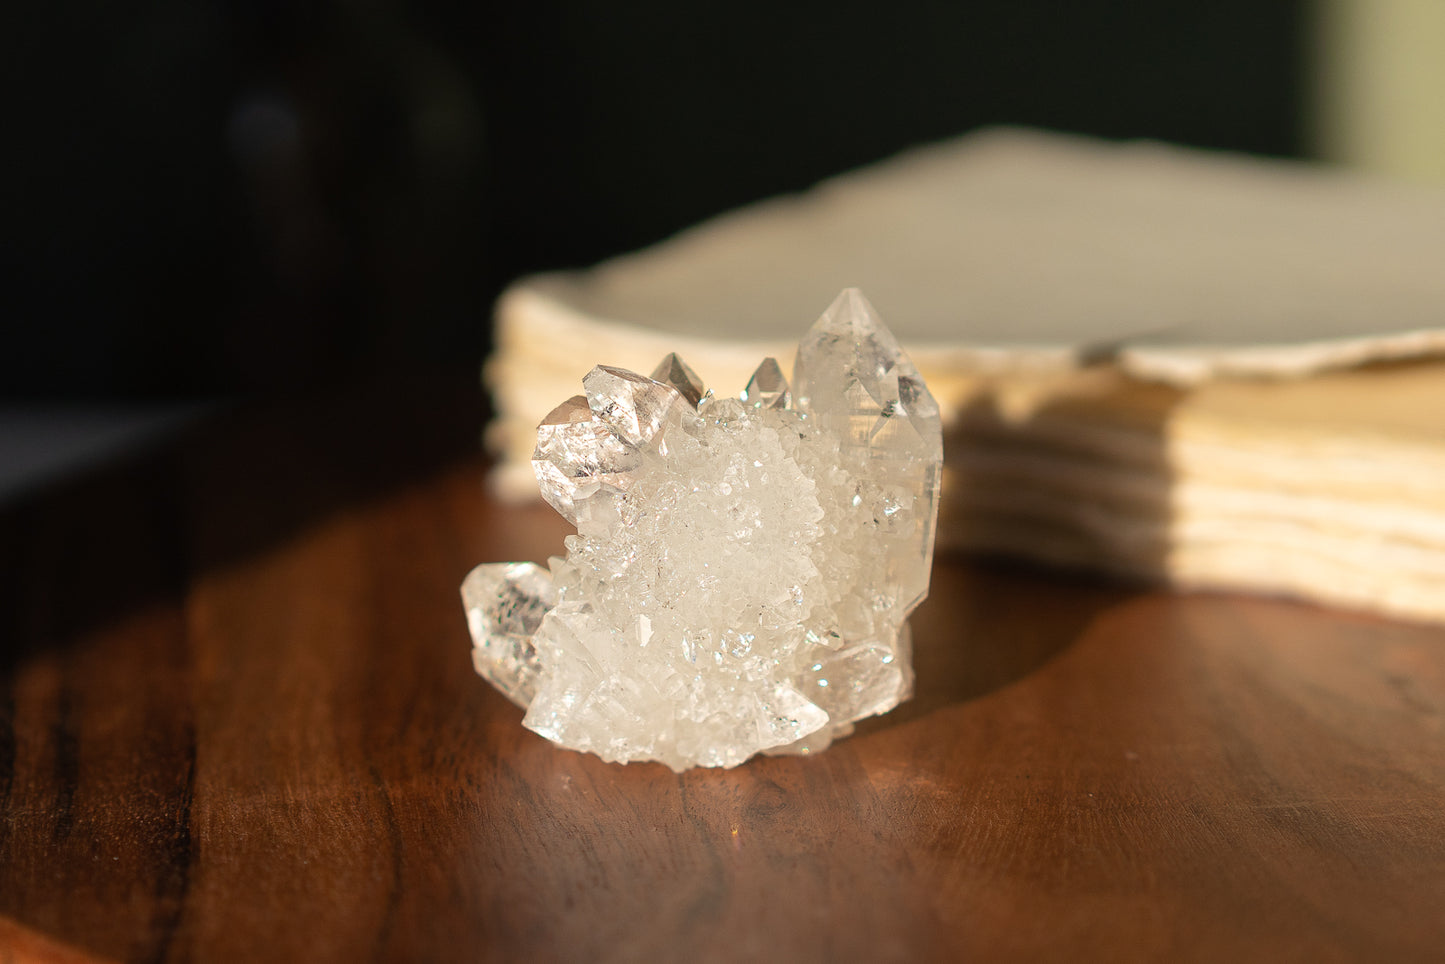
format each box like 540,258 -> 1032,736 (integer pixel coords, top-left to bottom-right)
867,556 -> 1142,733
862,376 -> 1182,725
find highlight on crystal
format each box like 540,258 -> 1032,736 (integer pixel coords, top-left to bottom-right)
461,289 -> 943,771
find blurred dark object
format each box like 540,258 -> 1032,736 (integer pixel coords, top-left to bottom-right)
0,2 -> 1305,399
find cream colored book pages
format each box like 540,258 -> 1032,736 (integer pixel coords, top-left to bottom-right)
937,364 -> 1445,624
486,128 -> 1445,624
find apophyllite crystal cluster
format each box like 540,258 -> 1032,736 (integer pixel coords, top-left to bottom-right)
461,289 -> 942,770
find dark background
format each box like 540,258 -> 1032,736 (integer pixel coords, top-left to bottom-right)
2,2 -> 1307,400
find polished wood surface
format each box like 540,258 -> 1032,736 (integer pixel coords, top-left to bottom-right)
2,378 -> 1443,963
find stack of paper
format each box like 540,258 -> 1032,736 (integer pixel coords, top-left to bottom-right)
486,129 -> 1445,624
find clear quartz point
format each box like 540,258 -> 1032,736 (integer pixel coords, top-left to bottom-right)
583,364 -> 703,449
793,288 -> 942,615
649,352 -> 706,408
741,357 -> 791,410
466,289 -> 942,771
460,562 -> 556,707
532,394 -> 640,525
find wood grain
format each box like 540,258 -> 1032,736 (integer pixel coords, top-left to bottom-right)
2,376 -> 1443,962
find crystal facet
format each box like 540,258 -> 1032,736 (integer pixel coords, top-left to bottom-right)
462,289 -> 942,771
532,394 -> 641,525
583,364 -> 701,450
649,352 -> 707,407
741,357 -> 791,410
460,562 -> 556,707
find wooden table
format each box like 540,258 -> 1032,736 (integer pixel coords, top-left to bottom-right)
2,376 -> 1443,963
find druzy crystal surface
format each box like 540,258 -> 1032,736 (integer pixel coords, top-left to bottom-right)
462,289 -> 942,770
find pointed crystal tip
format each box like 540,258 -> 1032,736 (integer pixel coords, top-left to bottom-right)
540,394 -> 593,427
741,357 -> 791,410
649,352 -> 706,408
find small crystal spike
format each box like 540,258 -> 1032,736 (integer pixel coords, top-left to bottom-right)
461,562 -> 557,707
649,352 -> 706,407
741,357 -> 791,410
532,394 -> 640,525
468,290 -> 942,771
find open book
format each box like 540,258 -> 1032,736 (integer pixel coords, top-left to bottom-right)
486,128 -> 1445,625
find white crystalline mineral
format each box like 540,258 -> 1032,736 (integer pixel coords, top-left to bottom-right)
461,289 -> 942,770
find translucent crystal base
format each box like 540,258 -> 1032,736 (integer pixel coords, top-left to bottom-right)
461,289 -> 943,771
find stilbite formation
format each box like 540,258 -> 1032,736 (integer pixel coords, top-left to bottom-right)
461,289 -> 943,770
